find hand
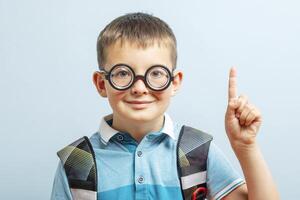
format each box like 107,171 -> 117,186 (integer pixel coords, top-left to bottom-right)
225,67 -> 262,148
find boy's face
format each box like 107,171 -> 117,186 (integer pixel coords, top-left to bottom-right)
93,40 -> 183,123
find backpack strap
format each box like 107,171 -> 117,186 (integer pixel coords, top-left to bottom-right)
177,125 -> 213,200
57,136 -> 98,200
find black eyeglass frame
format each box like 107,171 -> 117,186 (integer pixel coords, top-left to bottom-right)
99,63 -> 175,91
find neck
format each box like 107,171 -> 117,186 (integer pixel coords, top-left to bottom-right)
111,113 -> 165,142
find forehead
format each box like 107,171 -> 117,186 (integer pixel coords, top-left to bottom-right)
104,40 -> 173,72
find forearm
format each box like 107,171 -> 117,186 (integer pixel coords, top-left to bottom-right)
232,142 -> 280,200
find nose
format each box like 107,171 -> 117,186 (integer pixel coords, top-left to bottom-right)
130,79 -> 149,95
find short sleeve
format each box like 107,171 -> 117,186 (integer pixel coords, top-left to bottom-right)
50,161 -> 73,200
206,142 -> 245,200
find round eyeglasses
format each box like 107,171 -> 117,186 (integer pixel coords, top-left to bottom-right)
99,64 -> 174,91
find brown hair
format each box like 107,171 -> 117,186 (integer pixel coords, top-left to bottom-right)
96,12 -> 177,69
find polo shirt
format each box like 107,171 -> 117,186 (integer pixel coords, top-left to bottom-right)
51,113 -> 244,200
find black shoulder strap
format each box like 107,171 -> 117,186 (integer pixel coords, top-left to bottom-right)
57,136 -> 98,200
177,125 -> 213,200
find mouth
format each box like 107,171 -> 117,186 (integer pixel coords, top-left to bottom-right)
124,100 -> 155,109
125,100 -> 154,104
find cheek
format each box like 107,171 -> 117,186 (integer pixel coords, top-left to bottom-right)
107,89 -> 127,105
154,90 -> 172,103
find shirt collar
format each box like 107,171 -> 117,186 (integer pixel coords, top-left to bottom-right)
98,113 -> 175,144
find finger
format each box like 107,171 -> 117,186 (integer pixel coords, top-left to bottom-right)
228,67 -> 238,102
251,108 -> 262,124
250,118 -> 262,132
228,98 -> 239,109
239,104 -> 254,125
226,98 -> 239,118
245,111 -> 256,126
248,113 -> 262,134
236,95 -> 248,114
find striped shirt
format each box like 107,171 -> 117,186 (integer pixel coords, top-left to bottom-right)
51,113 -> 244,200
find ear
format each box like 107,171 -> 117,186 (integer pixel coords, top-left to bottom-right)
171,70 -> 183,96
93,71 -> 108,97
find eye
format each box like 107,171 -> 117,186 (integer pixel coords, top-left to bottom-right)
112,69 -> 131,78
150,70 -> 164,78
117,70 -> 130,77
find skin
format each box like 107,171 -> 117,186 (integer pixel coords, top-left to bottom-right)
93,40 -> 279,199
223,68 -> 280,199
93,40 -> 183,142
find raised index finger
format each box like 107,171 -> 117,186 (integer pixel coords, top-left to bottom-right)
228,67 -> 238,101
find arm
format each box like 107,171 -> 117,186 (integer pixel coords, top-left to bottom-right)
223,67 -> 279,200
51,162 -> 73,200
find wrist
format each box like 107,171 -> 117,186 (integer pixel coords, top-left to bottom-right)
230,140 -> 259,155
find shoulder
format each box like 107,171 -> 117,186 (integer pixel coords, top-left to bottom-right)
206,142 -> 245,199
51,162 -> 73,200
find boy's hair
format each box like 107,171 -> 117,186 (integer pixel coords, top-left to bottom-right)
97,12 -> 177,70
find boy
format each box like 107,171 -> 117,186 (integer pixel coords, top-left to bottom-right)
51,12 -> 279,199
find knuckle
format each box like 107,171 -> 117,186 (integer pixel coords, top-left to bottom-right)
247,104 -> 255,110
241,111 -> 247,119
249,112 -> 256,119
240,94 -> 248,101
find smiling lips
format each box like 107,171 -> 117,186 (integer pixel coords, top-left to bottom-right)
124,100 -> 154,109
125,100 -> 154,104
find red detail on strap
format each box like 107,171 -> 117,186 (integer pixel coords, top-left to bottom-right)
192,187 -> 207,200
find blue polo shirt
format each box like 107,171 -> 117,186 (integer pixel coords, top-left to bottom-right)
51,113 -> 244,200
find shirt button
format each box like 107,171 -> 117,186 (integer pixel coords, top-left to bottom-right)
117,134 -> 124,141
137,151 -> 143,157
147,135 -> 154,139
137,176 -> 144,183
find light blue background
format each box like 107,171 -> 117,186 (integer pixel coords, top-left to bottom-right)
1,0 -> 299,199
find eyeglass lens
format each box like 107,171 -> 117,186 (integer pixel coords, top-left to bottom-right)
109,65 -> 171,90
